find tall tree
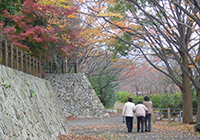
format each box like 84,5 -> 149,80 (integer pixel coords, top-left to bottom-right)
75,0 -> 200,123
119,62 -> 180,95
0,0 -> 23,19
107,0 -> 199,123
0,0 -> 79,60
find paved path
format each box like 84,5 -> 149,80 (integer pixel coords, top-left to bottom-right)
67,114 -> 200,140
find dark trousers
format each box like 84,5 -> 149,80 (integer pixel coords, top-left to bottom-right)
137,116 -> 145,132
145,114 -> 152,131
125,116 -> 133,132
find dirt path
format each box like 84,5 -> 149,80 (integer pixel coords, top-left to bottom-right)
113,102 -> 124,110
67,114 -> 200,140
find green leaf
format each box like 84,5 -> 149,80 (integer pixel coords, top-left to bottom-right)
3,82 -> 7,87
30,89 -> 35,97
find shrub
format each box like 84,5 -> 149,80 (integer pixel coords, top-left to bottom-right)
116,91 -> 197,111
192,92 -> 197,109
89,72 -> 118,108
116,91 -> 130,103
131,94 -> 144,104
149,94 -> 162,108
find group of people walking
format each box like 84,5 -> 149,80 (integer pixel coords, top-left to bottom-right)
122,96 -> 153,133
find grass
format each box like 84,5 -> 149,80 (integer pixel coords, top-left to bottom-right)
117,109 -> 122,113
168,123 -> 187,126
105,107 -> 115,109
197,133 -> 200,138
116,101 -> 124,105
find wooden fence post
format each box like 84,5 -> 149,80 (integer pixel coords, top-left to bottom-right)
49,61 -> 52,73
19,50 -> 23,71
152,108 -> 156,124
9,44 -> 13,68
0,39 -> 42,77
23,53 -> 27,73
28,55 -> 31,74
38,60 -> 41,77
14,47 -> 18,70
168,108 -> 171,124
34,58 -> 36,76
75,60 -> 78,73
62,58 -> 66,73
31,56 -> 33,75
56,62 -> 60,73
2,40 -> 8,66
35,59 -> 38,76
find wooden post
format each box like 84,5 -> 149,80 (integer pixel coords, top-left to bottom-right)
38,60 -> 41,77
35,59 -> 38,76
152,108 -> 156,124
23,53 -> 27,73
31,56 -> 33,75
9,44 -> 13,68
56,62 -> 60,73
28,55 -> 31,74
2,40 -> 8,66
74,60 -> 78,73
62,58 -> 66,73
168,108 -> 171,124
19,50 -> 23,71
34,58 -> 36,76
14,47 -> 18,70
49,61 -> 52,73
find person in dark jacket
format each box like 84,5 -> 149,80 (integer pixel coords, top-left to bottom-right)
143,96 -> 153,132
122,97 -> 135,132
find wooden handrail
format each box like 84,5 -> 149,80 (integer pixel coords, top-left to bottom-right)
0,40 -> 41,77
0,39 -> 78,76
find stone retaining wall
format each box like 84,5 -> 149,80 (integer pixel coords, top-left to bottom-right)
45,74 -> 109,118
0,65 -> 69,140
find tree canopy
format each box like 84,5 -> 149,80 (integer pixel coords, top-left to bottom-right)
1,0 -> 200,123
0,0 -> 80,60
74,0 -> 200,123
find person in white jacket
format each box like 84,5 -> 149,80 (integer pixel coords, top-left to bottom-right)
122,97 -> 135,132
134,100 -> 148,133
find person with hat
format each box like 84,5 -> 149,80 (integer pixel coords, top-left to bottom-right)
134,100 -> 148,133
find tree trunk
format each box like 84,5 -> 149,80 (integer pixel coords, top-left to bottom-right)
135,86 -> 139,97
196,90 -> 200,123
182,72 -> 193,123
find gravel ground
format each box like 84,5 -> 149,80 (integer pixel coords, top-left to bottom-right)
67,114 -> 200,140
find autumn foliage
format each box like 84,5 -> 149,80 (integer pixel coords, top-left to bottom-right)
0,0 -> 80,60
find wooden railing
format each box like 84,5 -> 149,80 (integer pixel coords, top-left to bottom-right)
0,39 -> 78,77
154,108 -> 197,123
0,40 -> 41,77
48,60 -> 78,74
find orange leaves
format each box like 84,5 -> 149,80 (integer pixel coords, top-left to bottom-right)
38,0 -> 71,9
131,24 -> 143,30
153,121 -> 195,133
84,28 -> 101,37
110,58 -> 133,69
81,27 -> 111,46
57,132 -> 104,140
138,42 -> 145,46
61,34 -> 71,43
98,12 -> 123,19
107,0 -> 117,4
188,65 -> 195,69
66,115 -> 197,140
